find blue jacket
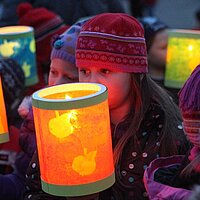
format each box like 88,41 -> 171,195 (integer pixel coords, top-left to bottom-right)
0,109 -> 36,200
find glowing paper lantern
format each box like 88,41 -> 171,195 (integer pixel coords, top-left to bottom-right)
32,83 -> 115,197
0,77 -> 9,143
164,29 -> 200,88
0,26 -> 38,86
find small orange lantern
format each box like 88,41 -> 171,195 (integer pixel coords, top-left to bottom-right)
32,83 -> 115,197
0,76 -> 9,143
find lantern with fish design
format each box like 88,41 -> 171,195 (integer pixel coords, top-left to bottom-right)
0,26 -> 38,86
32,83 -> 115,197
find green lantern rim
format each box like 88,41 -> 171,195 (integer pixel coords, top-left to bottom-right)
32,83 -> 108,110
168,29 -> 200,39
41,172 -> 115,197
0,26 -> 34,39
164,79 -> 184,89
0,132 -> 9,144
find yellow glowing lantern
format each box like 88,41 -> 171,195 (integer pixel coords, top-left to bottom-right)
0,26 -> 38,86
32,83 -> 115,197
164,29 -> 200,88
0,77 -> 9,143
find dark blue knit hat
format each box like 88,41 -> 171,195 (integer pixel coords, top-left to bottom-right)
138,17 -> 168,51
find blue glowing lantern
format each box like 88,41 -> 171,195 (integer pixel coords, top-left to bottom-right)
0,26 -> 38,86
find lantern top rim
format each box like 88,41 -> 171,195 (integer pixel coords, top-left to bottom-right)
0,26 -> 33,35
168,29 -> 200,38
32,82 -> 108,110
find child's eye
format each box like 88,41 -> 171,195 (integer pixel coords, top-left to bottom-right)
64,75 -> 78,83
50,69 -> 57,76
79,69 -> 90,75
100,69 -> 110,74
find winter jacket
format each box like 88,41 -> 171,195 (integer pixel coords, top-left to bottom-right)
143,155 -> 196,200
144,148 -> 200,200
0,109 -> 36,200
24,102 -> 189,200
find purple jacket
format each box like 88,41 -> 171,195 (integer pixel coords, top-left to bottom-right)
144,155 -> 193,200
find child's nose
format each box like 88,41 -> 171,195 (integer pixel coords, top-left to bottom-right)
89,73 -> 100,83
54,76 -> 67,85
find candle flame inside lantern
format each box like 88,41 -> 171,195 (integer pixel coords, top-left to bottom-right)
65,94 -> 71,100
188,45 -> 193,51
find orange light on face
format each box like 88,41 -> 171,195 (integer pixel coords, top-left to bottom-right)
165,29 -> 200,88
32,83 -> 115,197
0,76 -> 9,143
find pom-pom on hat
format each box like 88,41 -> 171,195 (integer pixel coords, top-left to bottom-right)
76,13 -> 148,73
51,18 -> 89,65
138,17 -> 168,51
179,64 -> 200,147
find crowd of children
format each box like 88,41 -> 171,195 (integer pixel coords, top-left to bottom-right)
0,2 -> 200,200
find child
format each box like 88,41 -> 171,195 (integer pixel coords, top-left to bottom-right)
76,13 -> 189,200
144,64 -> 200,200
0,19 -> 86,200
23,20 -> 88,200
138,16 -> 179,104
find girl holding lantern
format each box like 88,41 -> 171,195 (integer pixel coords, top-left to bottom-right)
76,13 -> 190,200
143,64 -> 200,200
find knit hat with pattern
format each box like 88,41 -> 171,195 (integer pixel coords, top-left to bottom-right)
179,64 -> 200,147
51,18 -> 89,64
76,13 -> 148,73
17,2 -> 69,64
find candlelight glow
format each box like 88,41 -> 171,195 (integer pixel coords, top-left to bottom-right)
188,45 -> 193,51
32,83 -> 115,197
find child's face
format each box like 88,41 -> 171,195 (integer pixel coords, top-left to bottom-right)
148,29 -> 168,70
48,58 -> 78,86
78,66 -> 132,111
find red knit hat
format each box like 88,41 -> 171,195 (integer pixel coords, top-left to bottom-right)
76,13 -> 148,73
179,64 -> 200,147
17,3 -> 69,60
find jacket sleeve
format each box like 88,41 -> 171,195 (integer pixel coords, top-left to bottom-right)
0,165 -> 26,200
143,155 -> 192,200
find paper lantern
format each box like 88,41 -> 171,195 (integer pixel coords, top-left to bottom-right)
0,26 -> 38,86
32,83 -> 115,197
164,29 -> 200,88
0,77 -> 9,143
